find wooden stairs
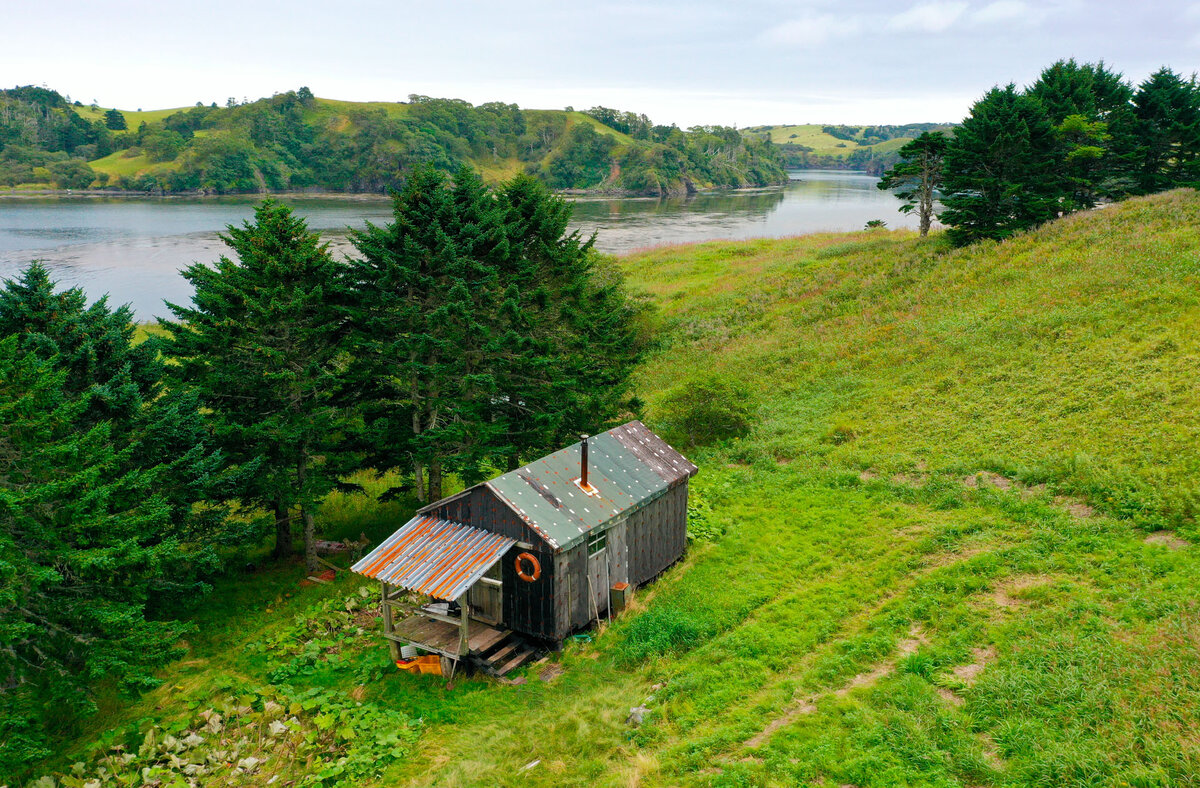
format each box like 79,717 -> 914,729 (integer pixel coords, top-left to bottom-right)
470,631 -> 542,677
389,609 -> 543,678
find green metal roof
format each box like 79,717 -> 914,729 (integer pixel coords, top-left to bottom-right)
482,421 -> 697,551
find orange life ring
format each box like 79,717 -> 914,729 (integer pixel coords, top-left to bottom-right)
515,552 -> 541,582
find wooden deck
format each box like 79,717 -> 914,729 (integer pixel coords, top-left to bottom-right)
387,613 -> 509,659
382,600 -> 542,676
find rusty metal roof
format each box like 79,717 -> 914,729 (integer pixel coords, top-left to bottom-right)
479,420 -> 697,551
351,516 -> 515,601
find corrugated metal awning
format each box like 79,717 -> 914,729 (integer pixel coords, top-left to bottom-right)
351,516 -> 515,601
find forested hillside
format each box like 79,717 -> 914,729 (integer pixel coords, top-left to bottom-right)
0,87 -> 787,195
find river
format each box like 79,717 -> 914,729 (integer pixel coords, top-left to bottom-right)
0,170 -> 912,320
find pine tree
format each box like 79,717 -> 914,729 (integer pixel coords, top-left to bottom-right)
0,338 -> 182,774
346,167 -> 645,498
940,85 -> 1065,245
1027,59 -> 1138,202
492,174 -> 645,465
0,263 -> 240,551
347,165 -> 508,500
162,200 -> 354,570
1131,67 -> 1200,194
0,265 -> 256,775
876,132 -> 949,236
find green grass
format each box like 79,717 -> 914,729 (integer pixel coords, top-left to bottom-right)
88,149 -> 179,178
742,124 -> 859,155
743,125 -> 922,160
74,105 -> 192,126
28,191 -> 1200,787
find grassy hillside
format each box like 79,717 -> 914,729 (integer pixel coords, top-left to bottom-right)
744,123 -> 953,174
74,105 -> 191,127
28,191 -> 1200,787
88,148 -> 178,178
743,124 -> 871,156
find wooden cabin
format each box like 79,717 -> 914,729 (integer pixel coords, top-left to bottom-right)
352,420 -> 697,674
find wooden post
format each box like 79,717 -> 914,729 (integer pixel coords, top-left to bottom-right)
458,595 -> 470,656
382,582 -> 399,661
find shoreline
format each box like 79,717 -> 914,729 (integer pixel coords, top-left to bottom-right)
0,179 -> 794,202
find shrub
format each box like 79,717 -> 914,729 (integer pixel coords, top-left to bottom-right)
656,374 -> 754,449
685,490 -> 722,542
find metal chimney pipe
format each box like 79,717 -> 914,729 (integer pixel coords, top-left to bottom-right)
580,434 -> 589,488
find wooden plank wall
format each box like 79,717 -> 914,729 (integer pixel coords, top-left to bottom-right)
627,481 -> 688,586
429,487 -> 544,545
565,543 -> 589,635
502,542 -> 557,638
608,520 -> 629,588
430,486 -> 559,640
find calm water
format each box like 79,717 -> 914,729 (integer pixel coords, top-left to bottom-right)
0,171 -> 912,320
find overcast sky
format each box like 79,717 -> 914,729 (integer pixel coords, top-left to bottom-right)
4,1 -> 1198,127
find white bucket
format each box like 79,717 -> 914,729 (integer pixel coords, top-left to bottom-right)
400,645 -> 418,660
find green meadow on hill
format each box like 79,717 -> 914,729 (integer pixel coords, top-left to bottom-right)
743,123 -> 954,174
32,191 -> 1200,787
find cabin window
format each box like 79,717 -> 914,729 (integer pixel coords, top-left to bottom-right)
587,531 -> 607,556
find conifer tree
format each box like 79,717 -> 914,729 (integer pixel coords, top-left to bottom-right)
492,174 -> 645,465
1027,59 -> 1138,202
876,131 -> 949,236
0,339 -> 198,776
346,166 -> 645,499
0,263 -> 239,547
1131,67 -> 1200,194
940,85 -> 1065,245
347,166 -> 508,500
162,200 -> 354,569
0,262 -> 240,777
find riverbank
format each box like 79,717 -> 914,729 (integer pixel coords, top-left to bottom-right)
0,178 -> 793,202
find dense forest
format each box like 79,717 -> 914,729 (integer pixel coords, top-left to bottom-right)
0,87 -> 787,196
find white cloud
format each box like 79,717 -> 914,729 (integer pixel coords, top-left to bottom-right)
972,0 -> 1030,23
888,1 -> 968,33
759,13 -> 862,47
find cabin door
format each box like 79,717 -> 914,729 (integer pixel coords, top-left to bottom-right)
586,530 -> 609,616
468,562 -> 502,625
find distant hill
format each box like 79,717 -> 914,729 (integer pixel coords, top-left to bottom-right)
744,122 -> 956,174
0,87 -> 788,196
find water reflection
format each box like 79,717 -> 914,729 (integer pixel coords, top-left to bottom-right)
0,171 -> 912,319
568,171 -> 907,253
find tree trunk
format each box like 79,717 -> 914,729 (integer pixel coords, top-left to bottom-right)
921,169 -> 931,236
273,501 -> 293,560
297,453 -> 318,573
302,506 -> 318,573
428,456 -> 443,502
411,383 -> 426,502
413,461 -> 426,503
